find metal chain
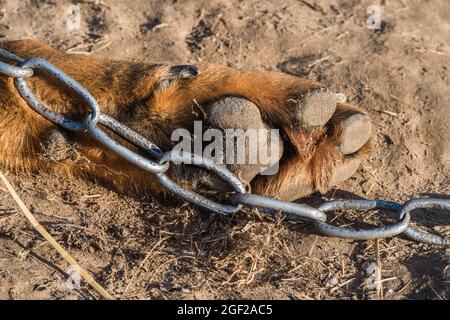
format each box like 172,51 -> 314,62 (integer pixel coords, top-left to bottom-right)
1,49 -> 449,246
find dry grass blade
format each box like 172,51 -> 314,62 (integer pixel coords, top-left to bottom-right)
374,239 -> 383,299
0,171 -> 115,300
121,237 -> 167,297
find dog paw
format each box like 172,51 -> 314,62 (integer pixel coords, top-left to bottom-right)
168,90 -> 372,201
209,91 -> 372,201
252,89 -> 373,201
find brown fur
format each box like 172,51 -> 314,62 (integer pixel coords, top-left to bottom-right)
0,39 -> 371,198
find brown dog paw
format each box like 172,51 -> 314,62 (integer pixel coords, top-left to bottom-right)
251,94 -> 373,201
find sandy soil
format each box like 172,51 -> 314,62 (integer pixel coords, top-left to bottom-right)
0,0 -> 449,300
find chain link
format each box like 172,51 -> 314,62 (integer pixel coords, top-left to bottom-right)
85,113 -> 169,174
156,151 -> 246,215
315,200 -> 409,240
399,198 -> 450,245
1,49 -> 449,246
15,58 -> 98,131
231,193 -> 327,222
0,49 -> 33,78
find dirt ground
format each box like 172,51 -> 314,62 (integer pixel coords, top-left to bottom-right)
0,0 -> 449,300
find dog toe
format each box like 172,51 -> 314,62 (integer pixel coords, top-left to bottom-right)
295,88 -> 337,131
206,97 -> 284,185
336,113 -> 372,155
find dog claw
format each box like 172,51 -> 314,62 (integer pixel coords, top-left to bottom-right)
159,65 -> 199,90
168,64 -> 199,79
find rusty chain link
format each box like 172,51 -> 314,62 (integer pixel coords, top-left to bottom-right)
1,49 -> 449,245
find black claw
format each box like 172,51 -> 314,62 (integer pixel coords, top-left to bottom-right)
169,64 -> 199,79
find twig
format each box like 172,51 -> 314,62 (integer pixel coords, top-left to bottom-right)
299,0 -> 325,14
429,285 -> 444,300
121,237 -> 166,297
360,163 -> 383,187
91,41 -> 112,54
374,276 -> 397,285
330,278 -> 355,293
149,255 -> 194,283
415,48 -> 450,58
380,110 -> 398,117
308,236 -> 319,256
152,23 -> 169,31
374,239 -> 383,299
0,171 -> 115,300
398,279 -> 412,294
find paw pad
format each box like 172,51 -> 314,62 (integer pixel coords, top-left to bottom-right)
295,88 -> 337,130
337,113 -> 372,155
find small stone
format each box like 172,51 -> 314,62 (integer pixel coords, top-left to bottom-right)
324,276 -> 339,287
361,261 -> 371,273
